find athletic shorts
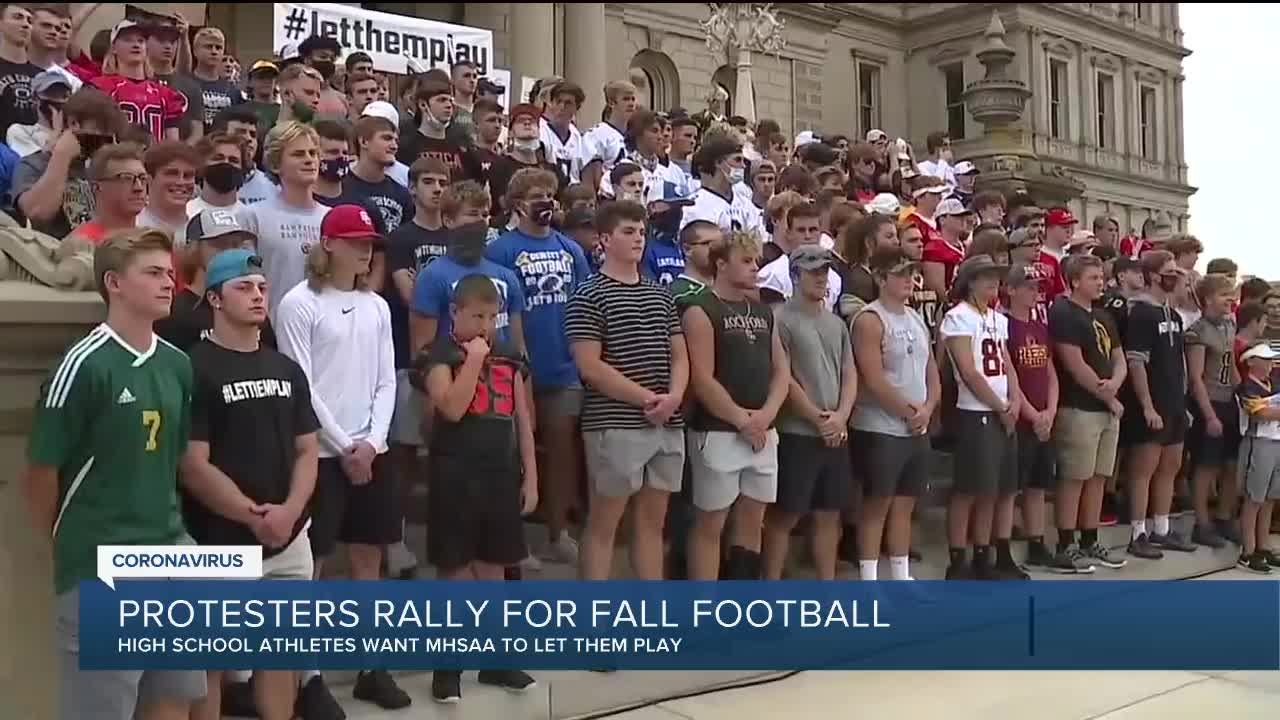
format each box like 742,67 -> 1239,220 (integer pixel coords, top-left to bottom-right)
390,369 -> 429,447
953,410 -> 1018,497
427,456 -> 527,571
853,430 -> 931,498
775,433 -> 852,513
583,427 -> 684,498
1121,401 -> 1189,448
535,384 -> 584,419
310,454 -> 403,557
688,429 -> 779,512
1054,407 -> 1120,481
1189,400 -> 1242,468
1238,436 -> 1280,503
262,526 -> 316,580
56,587 -> 207,720
1017,426 -> 1057,491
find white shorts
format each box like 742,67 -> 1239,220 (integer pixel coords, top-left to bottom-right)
262,526 -> 315,580
688,429 -> 779,512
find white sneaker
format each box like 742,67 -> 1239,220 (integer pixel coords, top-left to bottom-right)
543,533 -> 580,565
519,554 -> 544,573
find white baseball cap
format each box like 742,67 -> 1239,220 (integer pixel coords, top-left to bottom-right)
867,193 -> 901,215
361,100 -> 400,127
866,129 -> 888,143
954,161 -> 979,175
794,130 -> 818,149
936,198 -> 972,217
1242,344 -> 1280,362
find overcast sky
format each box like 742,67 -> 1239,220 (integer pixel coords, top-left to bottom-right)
1183,3 -> 1274,277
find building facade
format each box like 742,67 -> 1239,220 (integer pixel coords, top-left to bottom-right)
117,2 -> 1194,233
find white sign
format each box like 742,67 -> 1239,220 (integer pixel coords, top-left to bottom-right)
98,545 -> 263,589
273,2 -> 493,76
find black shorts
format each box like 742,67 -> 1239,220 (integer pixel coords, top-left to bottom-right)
310,454 -> 403,557
1188,400 -> 1242,468
1120,402 -> 1189,448
854,431 -> 931,498
1017,426 -> 1057,491
953,410 -> 1018,497
427,456 -> 527,571
775,433 -> 851,514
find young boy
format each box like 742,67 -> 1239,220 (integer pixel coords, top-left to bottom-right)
423,274 -> 538,701
1235,302 -> 1267,381
1236,344 -> 1280,573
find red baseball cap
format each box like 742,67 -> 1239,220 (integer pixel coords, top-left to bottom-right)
321,205 -> 380,242
1045,208 -> 1078,227
509,103 -> 542,126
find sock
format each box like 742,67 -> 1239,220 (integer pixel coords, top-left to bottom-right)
1057,528 -> 1076,553
973,545 -> 991,566
859,560 -> 878,581
889,555 -> 910,580
995,539 -> 1015,566
949,547 -> 968,566
1154,514 -> 1170,536
1080,528 -> 1099,548
228,670 -> 251,683
301,670 -> 320,683
1131,520 -> 1146,540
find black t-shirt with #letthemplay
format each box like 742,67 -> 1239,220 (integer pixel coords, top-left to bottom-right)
0,59 -> 42,138
183,340 -> 319,556
384,221 -> 451,367
396,130 -> 484,183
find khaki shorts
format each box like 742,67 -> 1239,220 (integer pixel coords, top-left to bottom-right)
1054,407 -> 1120,481
584,427 -> 685,498
390,369 -> 429,447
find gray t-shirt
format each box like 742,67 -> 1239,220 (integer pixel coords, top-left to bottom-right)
776,300 -> 853,437
1186,314 -> 1237,403
12,150 -> 93,239
243,192 -> 330,321
851,300 -> 931,437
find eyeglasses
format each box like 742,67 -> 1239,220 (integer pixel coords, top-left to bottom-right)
102,173 -> 148,187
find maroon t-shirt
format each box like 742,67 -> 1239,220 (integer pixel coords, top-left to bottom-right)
1007,314 -> 1051,428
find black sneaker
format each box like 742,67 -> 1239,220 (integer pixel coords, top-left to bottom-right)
1261,548 -> 1280,567
1024,543 -> 1056,568
944,563 -> 973,580
431,671 -> 462,704
296,676 -> 346,720
1215,518 -> 1242,545
972,559 -> 1001,581
1127,533 -> 1164,559
1238,552 -> 1273,574
353,670 -> 411,710
1150,530 -> 1197,553
478,669 -> 537,692
1081,542 -> 1128,569
994,561 -> 1030,580
1047,546 -> 1096,574
222,679 -> 258,718
1192,523 -> 1226,549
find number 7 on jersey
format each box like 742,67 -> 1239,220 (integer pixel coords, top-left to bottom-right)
142,410 -> 161,452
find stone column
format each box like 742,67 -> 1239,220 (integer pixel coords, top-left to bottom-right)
564,2 -> 607,126
510,2 -> 555,93
1173,74 -> 1187,183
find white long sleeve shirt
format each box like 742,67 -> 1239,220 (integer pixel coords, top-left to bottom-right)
275,281 -> 397,458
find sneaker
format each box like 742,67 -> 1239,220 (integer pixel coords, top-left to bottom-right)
1192,523 -> 1226,549
1260,548 -> 1280,567
994,562 -> 1030,580
544,533 -> 579,565
353,670 -> 411,710
1100,494 -> 1120,526
1238,552 -> 1273,574
1150,530 -> 1197,553
478,669 -> 537,692
944,563 -> 974,580
385,541 -> 418,580
1127,533 -> 1164,559
1081,543 -> 1128,569
1024,543 -> 1056,568
1099,511 -> 1119,527
1046,546 -> 1096,574
431,671 -> 462,704
1215,518 -> 1242,545
519,554 -> 543,573
908,548 -> 923,562
296,676 -> 346,720
222,679 -> 258,718
972,560 -> 1001,581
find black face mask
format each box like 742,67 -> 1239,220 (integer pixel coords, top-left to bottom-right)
77,132 -> 114,160
319,158 -> 348,181
651,207 -> 682,236
526,199 -> 555,227
450,221 -> 489,265
203,163 -> 245,194
310,60 -> 336,80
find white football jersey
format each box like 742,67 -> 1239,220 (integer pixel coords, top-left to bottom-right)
940,301 -> 1010,412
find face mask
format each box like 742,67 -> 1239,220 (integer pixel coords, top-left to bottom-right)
450,221 -> 489,264
1159,274 -> 1181,294
524,199 -> 555,227
203,162 -> 245,194
310,60 -> 336,80
726,166 -> 745,184
618,191 -> 642,204
651,207 -> 682,236
422,107 -> 449,133
513,138 -> 540,153
289,99 -> 316,124
319,158 -> 349,181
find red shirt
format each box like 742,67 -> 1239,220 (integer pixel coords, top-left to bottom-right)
918,214 -> 961,290
1008,314 -> 1052,428
90,75 -> 186,140
1120,235 -> 1154,259
1037,249 -> 1067,298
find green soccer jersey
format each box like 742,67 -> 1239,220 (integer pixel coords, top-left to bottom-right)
28,324 -> 193,595
669,274 -> 710,314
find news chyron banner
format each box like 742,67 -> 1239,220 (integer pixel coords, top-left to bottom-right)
273,2 -> 493,75
81,548 -> 1280,672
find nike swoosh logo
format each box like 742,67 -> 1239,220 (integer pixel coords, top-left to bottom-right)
342,308 -> 355,314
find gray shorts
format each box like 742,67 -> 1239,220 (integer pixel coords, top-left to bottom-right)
688,429 -> 780,511
1238,435 -> 1280,503
536,385 -> 584,419
584,427 -> 685,497
56,589 -> 207,720
390,369 -> 429,446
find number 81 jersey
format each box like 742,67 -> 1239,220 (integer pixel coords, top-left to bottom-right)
28,324 -> 192,595
940,301 -> 1011,412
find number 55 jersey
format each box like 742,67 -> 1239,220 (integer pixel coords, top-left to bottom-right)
423,337 -> 528,464
28,324 -> 192,595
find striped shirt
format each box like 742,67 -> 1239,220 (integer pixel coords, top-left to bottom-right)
565,273 -> 684,431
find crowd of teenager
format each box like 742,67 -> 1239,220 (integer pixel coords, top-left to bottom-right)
5,6 -> 1280,720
